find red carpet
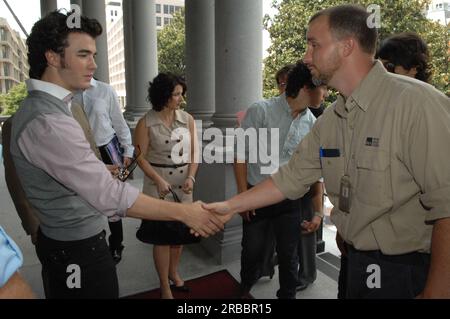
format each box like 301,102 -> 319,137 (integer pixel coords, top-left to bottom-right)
123,270 -> 252,299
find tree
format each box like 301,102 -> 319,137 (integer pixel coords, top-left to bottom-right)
157,9 -> 186,76
263,0 -> 449,98
0,82 -> 27,115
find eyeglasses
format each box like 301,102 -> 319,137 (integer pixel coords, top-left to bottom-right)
117,145 -> 142,182
383,61 -> 396,73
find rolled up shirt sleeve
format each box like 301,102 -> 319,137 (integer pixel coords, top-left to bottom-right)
403,88 -> 450,223
0,226 -> 23,287
17,114 -> 139,218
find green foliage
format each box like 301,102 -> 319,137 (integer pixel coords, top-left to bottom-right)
264,0 -> 449,98
157,9 -> 186,76
0,82 -> 27,115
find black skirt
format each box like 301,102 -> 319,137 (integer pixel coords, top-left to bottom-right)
136,219 -> 201,245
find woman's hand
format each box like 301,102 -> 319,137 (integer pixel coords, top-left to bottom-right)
156,177 -> 172,198
182,178 -> 194,194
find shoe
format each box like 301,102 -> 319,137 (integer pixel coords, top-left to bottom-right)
110,245 -> 124,264
296,282 -> 309,292
170,283 -> 190,293
169,278 -> 190,293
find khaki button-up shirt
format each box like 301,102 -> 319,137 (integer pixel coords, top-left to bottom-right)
272,61 -> 450,254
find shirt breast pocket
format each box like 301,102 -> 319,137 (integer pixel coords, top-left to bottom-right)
321,156 -> 344,197
356,151 -> 391,207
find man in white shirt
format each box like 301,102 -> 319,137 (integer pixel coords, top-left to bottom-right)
79,79 -> 134,263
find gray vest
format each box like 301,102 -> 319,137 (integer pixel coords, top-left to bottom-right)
10,90 -> 106,241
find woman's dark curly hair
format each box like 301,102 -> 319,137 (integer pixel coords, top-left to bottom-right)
27,10 -> 102,79
285,60 -> 317,98
147,73 -> 187,112
376,32 -> 431,83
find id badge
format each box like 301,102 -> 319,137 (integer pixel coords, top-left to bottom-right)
339,175 -> 352,213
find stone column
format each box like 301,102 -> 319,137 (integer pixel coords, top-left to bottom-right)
195,0 -> 263,264
40,0 -> 57,17
82,0 -> 109,83
185,0 -> 215,127
122,0 -> 135,121
213,0 -> 263,129
122,0 -> 158,125
70,0 -> 82,12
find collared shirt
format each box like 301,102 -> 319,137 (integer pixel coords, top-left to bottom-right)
17,79 -> 139,219
79,79 -> 134,158
272,61 -> 450,254
0,226 -> 23,287
238,93 -> 316,186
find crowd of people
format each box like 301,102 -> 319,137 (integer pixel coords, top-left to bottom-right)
1,4 -> 449,299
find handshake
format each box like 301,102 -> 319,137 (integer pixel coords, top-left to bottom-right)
180,201 -> 235,238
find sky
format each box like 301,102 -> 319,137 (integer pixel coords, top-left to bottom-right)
0,0 -> 276,56
0,0 -> 71,37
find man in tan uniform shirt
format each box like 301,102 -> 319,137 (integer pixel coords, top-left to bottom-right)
205,4 -> 450,298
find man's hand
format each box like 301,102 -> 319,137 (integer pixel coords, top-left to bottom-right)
182,201 -> 224,238
123,157 -> 132,167
105,164 -> 119,178
301,215 -> 322,234
239,210 -> 255,222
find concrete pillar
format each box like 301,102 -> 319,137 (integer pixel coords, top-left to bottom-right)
82,0 -> 109,83
40,0 -> 57,17
194,0 -> 263,264
70,0 -> 82,12
122,0 -> 135,121
123,0 -> 158,124
213,0 -> 263,129
185,0 -> 215,127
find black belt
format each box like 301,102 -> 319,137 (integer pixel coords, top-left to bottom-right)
149,162 -> 188,168
346,243 -> 430,266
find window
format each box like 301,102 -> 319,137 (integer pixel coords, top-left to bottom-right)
156,4 -> 161,13
0,28 -> 7,41
164,17 -> 170,25
164,4 -> 168,14
1,46 -> 8,59
4,64 -> 10,76
156,16 -> 162,26
169,5 -> 175,14
111,10 -> 114,16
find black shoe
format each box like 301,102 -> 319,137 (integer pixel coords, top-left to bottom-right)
296,282 -> 309,292
170,283 -> 190,293
110,245 -> 124,264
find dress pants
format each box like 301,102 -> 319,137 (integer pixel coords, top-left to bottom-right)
35,228 -> 119,299
99,139 -> 124,251
241,198 -> 301,299
297,191 -> 317,285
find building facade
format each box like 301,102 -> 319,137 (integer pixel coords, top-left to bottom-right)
427,0 -> 450,25
0,17 -> 28,94
106,0 -> 184,108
